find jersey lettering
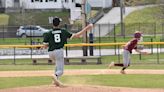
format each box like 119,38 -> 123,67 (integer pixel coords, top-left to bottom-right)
54,34 -> 61,43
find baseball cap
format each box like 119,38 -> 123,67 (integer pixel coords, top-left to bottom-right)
53,17 -> 62,26
134,31 -> 142,38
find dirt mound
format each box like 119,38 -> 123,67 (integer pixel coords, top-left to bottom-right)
0,69 -> 164,92
0,85 -> 164,92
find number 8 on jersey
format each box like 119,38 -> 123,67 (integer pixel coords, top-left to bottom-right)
54,34 -> 61,43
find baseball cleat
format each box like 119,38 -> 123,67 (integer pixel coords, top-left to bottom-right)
108,62 -> 115,69
52,75 -> 60,86
120,70 -> 126,74
55,82 -> 66,87
52,75 -> 64,87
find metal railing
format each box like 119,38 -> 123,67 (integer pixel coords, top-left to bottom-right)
0,42 -> 164,65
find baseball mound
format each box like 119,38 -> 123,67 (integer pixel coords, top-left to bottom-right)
0,69 -> 164,92
0,85 -> 163,92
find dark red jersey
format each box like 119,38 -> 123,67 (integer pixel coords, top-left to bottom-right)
123,38 -> 138,53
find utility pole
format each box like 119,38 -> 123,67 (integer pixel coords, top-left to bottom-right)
120,0 -> 125,37
81,0 -> 88,62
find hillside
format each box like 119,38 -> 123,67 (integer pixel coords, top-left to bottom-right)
7,11 -> 70,26
0,14 -> 9,25
124,5 -> 164,35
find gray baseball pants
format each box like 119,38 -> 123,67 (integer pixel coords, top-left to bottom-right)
49,49 -> 64,78
123,49 -> 131,67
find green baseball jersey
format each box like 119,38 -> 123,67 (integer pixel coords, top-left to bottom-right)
43,28 -> 72,51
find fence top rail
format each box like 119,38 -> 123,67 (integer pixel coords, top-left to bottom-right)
0,45 -> 43,48
65,42 -> 164,47
0,42 -> 164,48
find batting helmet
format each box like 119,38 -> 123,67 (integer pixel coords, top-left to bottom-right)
134,32 -> 142,38
53,16 -> 62,26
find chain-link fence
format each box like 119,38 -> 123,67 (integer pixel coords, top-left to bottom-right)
92,22 -> 163,44
0,43 -> 164,65
0,22 -> 164,45
0,24 -> 82,45
0,22 -> 164,65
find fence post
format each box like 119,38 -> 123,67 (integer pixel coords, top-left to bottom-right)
154,22 -> 156,38
30,26 -> 32,45
65,46 -> 68,57
13,47 -> 16,65
114,24 -> 117,55
114,24 -> 116,43
108,23 -> 110,39
162,23 -> 164,39
65,24 -> 68,57
151,38 -> 153,54
3,25 -> 5,41
89,32 -> 94,56
98,24 -> 101,56
139,53 -> 141,60
117,45 -> 120,63
157,44 -> 159,64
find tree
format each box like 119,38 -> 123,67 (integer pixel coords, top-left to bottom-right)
156,0 -> 164,19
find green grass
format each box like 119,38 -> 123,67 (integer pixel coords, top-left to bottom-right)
0,77 -> 51,89
0,75 -> 164,89
115,6 -> 164,36
8,11 -> 69,25
0,37 -> 44,45
0,14 -> 9,25
0,59 -> 57,65
0,35 -> 162,45
0,52 -> 164,71
124,6 -> 163,34
0,65 -> 54,71
1,64 -> 164,71
2,10 -> 99,26
125,6 -> 161,23
61,74 -> 164,88
125,0 -> 158,6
